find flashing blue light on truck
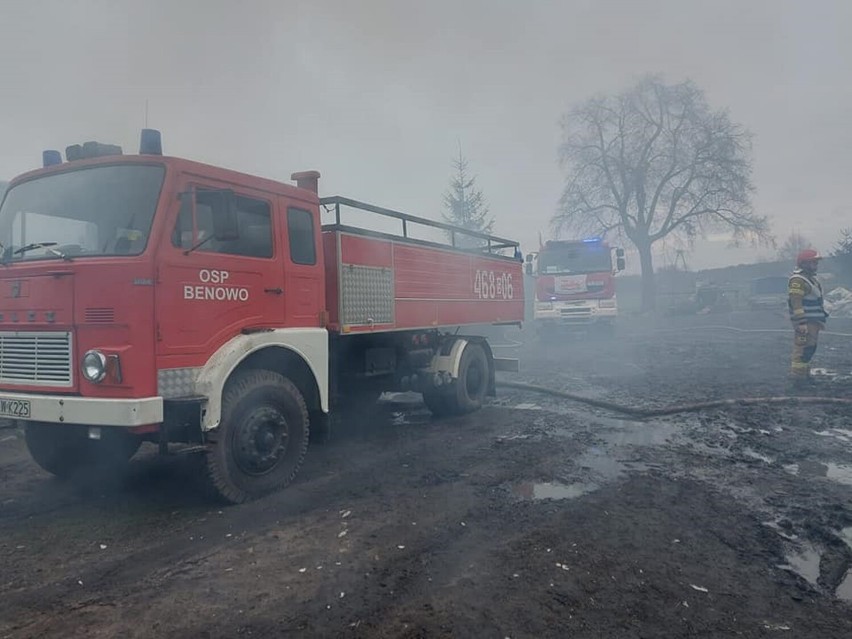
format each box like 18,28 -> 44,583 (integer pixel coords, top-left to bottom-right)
139,128 -> 163,155
583,237 -> 602,243
42,150 -> 62,167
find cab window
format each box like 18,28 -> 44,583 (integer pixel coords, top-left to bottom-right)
287,207 -> 316,265
172,189 -> 273,259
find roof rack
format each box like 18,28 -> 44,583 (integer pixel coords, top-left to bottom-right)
319,196 -> 520,255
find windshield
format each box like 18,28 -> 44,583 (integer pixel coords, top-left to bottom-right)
539,244 -> 612,275
0,164 -> 165,262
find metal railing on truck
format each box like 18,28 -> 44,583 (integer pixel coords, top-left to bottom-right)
319,196 -> 521,258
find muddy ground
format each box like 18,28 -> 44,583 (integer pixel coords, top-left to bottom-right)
2,310 -> 852,638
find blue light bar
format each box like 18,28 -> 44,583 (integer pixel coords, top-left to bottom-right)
583,237 -> 602,243
140,128 -> 163,155
42,150 -> 62,167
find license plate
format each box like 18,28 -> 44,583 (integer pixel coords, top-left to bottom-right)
0,398 -> 31,419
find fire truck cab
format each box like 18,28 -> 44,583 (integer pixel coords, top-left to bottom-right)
0,131 -> 524,503
526,238 -> 625,331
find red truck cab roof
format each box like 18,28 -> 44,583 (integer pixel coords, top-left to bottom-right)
8,154 -> 319,207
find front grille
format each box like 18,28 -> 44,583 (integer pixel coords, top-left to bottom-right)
560,307 -> 592,315
0,331 -> 73,387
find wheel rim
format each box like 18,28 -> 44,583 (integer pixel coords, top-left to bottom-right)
232,406 -> 290,476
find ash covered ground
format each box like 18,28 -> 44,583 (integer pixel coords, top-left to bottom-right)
2,310 -> 852,638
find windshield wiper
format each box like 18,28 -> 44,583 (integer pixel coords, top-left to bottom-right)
13,242 -> 72,261
183,235 -> 214,256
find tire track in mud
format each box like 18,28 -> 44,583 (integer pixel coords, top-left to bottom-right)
0,408 -> 554,638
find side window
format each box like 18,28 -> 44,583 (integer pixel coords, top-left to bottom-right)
171,189 -> 273,258
288,207 -> 316,265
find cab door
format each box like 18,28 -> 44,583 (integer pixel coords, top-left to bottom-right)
155,177 -> 285,358
280,198 -> 324,327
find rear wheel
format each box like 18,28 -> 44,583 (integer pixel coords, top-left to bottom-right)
423,342 -> 490,417
25,422 -> 141,478
206,370 -> 309,504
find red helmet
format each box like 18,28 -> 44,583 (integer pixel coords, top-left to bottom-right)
796,249 -> 822,265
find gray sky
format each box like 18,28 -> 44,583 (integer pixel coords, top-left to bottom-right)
1,0 -> 850,270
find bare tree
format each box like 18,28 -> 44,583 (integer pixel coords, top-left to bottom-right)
443,148 -> 493,247
553,76 -> 770,311
777,232 -> 812,262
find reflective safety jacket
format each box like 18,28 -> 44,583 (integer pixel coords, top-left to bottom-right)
788,268 -> 826,323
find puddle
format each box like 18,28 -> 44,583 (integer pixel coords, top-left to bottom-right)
782,461 -> 852,486
779,543 -> 821,586
577,446 -> 632,479
512,481 -> 595,501
603,422 -> 678,447
561,416 -> 678,448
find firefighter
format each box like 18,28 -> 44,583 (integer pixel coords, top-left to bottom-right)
788,249 -> 827,383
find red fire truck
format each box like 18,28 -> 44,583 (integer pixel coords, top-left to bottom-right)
0,130 -> 524,503
525,238 -> 625,331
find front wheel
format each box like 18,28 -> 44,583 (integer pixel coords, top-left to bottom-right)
206,370 -> 309,504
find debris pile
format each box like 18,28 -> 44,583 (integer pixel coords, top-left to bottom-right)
826,287 -> 852,318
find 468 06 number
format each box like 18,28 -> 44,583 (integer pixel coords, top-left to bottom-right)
473,270 -> 514,300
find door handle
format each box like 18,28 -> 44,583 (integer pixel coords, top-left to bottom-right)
264,288 -> 283,295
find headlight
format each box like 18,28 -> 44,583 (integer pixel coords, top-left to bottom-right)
599,299 -> 617,309
82,350 -> 107,383
536,302 -> 553,311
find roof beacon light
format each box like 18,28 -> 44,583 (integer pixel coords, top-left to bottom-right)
140,129 -> 163,155
583,237 -> 602,243
42,150 -> 62,167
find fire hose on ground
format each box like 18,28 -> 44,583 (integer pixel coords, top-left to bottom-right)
492,323 -> 852,418
496,379 -> 852,419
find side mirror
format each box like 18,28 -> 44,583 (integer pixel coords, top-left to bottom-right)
616,257 -> 626,271
198,189 -> 239,241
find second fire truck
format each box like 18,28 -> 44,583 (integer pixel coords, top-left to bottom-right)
526,238 -> 625,332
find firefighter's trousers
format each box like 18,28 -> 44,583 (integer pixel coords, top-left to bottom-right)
790,321 -> 822,378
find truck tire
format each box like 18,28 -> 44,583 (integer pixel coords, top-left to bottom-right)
206,370 -> 309,504
423,342 -> 490,417
25,423 -> 141,479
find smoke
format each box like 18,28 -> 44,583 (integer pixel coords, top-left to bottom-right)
0,1 -> 850,267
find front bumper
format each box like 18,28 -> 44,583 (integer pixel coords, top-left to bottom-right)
534,302 -> 618,325
0,392 -> 163,427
